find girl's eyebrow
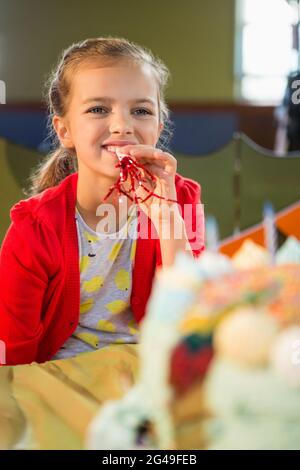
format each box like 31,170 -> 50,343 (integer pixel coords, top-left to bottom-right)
82,96 -> 156,106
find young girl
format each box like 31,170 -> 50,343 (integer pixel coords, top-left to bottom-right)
0,37 -> 205,365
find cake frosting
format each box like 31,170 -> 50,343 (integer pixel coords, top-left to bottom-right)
86,236 -> 300,450
276,236 -> 300,265
204,358 -> 300,450
270,326 -> 300,388
213,306 -> 279,368
232,239 -> 270,270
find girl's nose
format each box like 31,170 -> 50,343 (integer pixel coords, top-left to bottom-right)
109,111 -> 133,135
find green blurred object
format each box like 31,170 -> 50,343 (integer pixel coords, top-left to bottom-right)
175,140 -> 236,239
239,134 -> 300,231
0,137 -> 43,244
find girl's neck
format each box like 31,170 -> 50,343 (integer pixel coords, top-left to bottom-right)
77,170 -> 117,213
76,168 -> 133,232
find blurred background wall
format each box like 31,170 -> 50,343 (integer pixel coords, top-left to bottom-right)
1,0 -> 275,154
0,0 -> 235,102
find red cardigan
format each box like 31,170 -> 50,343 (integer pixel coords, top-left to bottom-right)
0,172 -> 204,365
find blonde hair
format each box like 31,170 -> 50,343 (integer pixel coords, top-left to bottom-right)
25,37 -> 173,196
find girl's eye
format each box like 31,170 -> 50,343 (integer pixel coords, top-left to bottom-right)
87,107 -> 152,116
88,107 -> 108,114
133,108 -> 152,116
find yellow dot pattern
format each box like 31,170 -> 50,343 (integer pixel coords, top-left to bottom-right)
74,332 -> 100,349
96,319 -> 116,332
80,298 -> 94,314
82,276 -> 104,293
128,319 -> 139,335
108,242 -> 123,262
130,240 -> 137,262
80,256 -> 90,273
114,269 -> 130,291
105,300 -> 129,315
83,231 -> 99,243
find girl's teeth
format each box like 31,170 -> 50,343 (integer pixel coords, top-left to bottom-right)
116,148 -> 128,158
105,146 -> 128,157
106,146 -> 118,153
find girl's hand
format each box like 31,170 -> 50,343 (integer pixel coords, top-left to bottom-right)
118,144 -> 180,224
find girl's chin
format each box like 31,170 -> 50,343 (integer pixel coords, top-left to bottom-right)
100,167 -> 121,182
96,169 -> 120,181
94,151 -> 118,172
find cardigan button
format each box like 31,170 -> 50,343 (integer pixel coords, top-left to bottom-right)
131,296 -> 141,306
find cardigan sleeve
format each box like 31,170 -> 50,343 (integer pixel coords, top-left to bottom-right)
176,176 -> 205,259
0,214 -> 60,365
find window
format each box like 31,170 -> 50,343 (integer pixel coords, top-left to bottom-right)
235,0 -> 299,103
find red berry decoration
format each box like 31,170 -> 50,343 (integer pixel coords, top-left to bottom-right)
169,335 -> 214,395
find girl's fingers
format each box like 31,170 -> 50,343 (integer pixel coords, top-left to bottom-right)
120,144 -> 157,156
141,162 -> 170,180
137,153 -> 173,170
119,146 -> 177,176
141,158 -> 166,169
120,145 -> 173,163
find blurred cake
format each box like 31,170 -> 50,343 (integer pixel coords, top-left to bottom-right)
86,235 -> 300,450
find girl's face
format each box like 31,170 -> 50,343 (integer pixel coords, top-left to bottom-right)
53,61 -> 163,180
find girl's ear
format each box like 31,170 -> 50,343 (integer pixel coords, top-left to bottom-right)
52,115 -> 74,149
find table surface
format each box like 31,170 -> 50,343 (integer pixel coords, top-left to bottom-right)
0,344 -> 140,450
